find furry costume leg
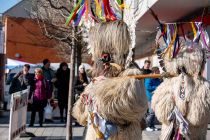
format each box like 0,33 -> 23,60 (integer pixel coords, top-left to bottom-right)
151,78 -> 175,124
111,123 -> 143,140
188,124 -> 208,140
152,76 -> 210,139
85,122 -> 143,140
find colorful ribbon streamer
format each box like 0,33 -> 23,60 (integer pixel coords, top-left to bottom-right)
65,0 -> 83,26
150,9 -> 209,59
158,22 -> 210,59
66,0 -> 124,26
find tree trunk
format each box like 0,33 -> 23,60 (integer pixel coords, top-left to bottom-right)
66,23 -> 76,140
75,44 -> 82,76
66,0 -> 77,139
66,46 -> 75,140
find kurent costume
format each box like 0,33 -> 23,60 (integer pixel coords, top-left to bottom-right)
72,21 -> 148,140
152,23 -> 210,140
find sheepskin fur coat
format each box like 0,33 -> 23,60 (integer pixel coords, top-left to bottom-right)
73,68 -> 147,140
152,46 -> 210,140
72,21 -> 148,140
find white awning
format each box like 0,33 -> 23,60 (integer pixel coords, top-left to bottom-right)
6,58 -> 36,69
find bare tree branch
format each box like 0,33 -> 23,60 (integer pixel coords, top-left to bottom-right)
29,0 -> 89,62
47,0 -> 71,15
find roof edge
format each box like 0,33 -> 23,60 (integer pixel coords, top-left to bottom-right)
3,0 -> 27,15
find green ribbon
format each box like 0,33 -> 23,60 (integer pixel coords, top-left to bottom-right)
66,0 -> 83,26
116,0 -> 122,5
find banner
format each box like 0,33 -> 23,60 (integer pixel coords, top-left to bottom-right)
8,89 -> 29,140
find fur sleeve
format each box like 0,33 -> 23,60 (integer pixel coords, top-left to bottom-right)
72,82 -> 97,126
72,94 -> 88,126
151,78 -> 175,124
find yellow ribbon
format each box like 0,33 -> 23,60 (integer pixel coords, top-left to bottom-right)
118,3 -> 129,9
90,112 -> 104,139
191,22 -> 197,40
163,24 -> 177,59
95,0 -> 101,17
94,0 -> 106,21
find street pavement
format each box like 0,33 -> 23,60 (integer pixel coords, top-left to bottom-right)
0,111 -> 85,140
1,110 -> 210,140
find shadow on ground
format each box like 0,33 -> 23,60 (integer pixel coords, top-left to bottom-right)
26,136 -> 83,140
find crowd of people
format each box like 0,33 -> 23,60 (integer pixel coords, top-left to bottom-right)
8,58 -> 162,130
8,58 -> 89,127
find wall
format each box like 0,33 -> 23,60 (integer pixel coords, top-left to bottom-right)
5,17 -> 65,63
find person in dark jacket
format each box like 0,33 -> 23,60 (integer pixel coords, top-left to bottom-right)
41,59 -> 56,82
142,60 -> 152,74
144,67 -> 161,131
74,64 -> 89,101
55,62 -> 70,122
41,59 -> 56,94
9,64 -> 34,94
28,68 -> 52,127
41,59 -> 56,122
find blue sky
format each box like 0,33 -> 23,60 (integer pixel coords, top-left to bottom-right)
0,0 -> 21,13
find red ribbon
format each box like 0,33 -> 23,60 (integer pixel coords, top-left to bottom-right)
103,0 -> 116,21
